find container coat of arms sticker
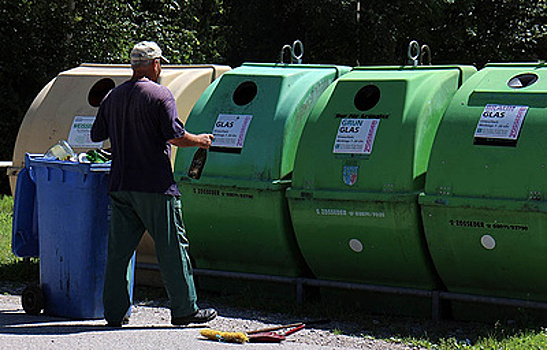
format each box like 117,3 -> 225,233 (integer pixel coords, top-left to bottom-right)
343,165 -> 359,186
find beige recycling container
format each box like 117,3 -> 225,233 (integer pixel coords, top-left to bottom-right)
9,63 -> 231,276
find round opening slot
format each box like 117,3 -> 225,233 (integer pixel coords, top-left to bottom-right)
508,73 -> 538,89
354,85 -> 381,111
233,81 -> 258,106
88,78 -> 115,107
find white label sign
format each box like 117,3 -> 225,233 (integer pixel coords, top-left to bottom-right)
68,116 -> 103,148
212,114 -> 252,148
474,104 -> 529,140
333,119 -> 380,154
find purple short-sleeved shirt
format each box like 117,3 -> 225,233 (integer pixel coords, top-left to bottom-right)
91,78 -> 185,196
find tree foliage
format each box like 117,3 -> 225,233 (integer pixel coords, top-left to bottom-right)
433,0 -> 547,66
0,0 -> 546,194
67,0 -> 225,65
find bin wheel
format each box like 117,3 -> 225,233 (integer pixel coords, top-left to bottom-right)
22,284 -> 44,315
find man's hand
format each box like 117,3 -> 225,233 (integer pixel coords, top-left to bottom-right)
169,132 -> 214,149
195,133 -> 214,149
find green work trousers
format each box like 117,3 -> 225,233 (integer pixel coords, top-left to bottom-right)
103,191 -> 198,324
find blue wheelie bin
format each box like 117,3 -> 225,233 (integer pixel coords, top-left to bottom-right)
17,154 -> 134,319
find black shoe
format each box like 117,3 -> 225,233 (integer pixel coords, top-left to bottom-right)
106,316 -> 130,328
172,308 -> 217,326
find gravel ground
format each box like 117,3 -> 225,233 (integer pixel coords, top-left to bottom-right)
0,282 -> 425,350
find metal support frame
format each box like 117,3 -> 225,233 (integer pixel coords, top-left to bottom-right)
136,263 -> 547,320
0,161 -> 13,170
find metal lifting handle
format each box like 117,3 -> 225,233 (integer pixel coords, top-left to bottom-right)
279,40 -> 304,64
408,40 -> 420,67
291,40 -> 304,63
420,44 -> 432,65
279,45 -> 293,64
408,40 -> 432,66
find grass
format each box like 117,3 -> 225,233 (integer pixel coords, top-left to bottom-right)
1,194 -> 547,349
0,195 -> 38,283
397,322 -> 547,349
0,195 -> 14,262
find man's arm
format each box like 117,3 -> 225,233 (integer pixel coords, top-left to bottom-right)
91,107 -> 109,142
169,132 -> 214,149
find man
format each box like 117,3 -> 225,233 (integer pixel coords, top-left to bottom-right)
91,41 -> 217,327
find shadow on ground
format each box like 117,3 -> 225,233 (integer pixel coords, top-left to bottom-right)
0,308 -> 204,336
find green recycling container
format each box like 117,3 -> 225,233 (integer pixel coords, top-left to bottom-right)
287,65 -> 476,290
420,63 -> 547,302
174,63 -> 351,276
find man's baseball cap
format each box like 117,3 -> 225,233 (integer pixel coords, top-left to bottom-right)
130,41 -> 170,63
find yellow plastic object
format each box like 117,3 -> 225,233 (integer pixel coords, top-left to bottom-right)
200,329 -> 249,343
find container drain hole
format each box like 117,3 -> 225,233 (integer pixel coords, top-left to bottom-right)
508,73 -> 538,89
233,81 -> 257,106
88,78 -> 115,107
354,85 -> 380,111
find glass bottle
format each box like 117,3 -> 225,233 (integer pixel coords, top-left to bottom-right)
188,148 -> 207,179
